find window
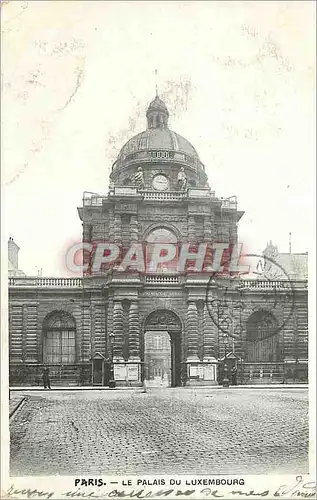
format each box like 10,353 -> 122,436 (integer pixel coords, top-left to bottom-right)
246,310 -> 279,362
147,227 -> 177,244
146,227 -> 178,273
123,177 -> 132,185
246,310 -> 277,342
154,335 -> 163,350
43,311 -> 76,364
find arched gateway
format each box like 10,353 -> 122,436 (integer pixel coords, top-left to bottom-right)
142,310 -> 182,387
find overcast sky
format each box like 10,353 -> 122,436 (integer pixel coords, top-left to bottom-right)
2,0 -> 315,276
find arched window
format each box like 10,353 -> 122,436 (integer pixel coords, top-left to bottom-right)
123,177 -> 132,185
147,227 -> 177,243
247,310 -> 277,342
43,311 -> 76,364
146,227 -> 178,273
246,310 -> 280,362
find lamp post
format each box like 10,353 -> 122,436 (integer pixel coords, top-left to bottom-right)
222,333 -> 229,387
108,332 -> 116,388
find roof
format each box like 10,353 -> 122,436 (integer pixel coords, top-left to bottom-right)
8,267 -> 26,277
118,127 -> 199,159
274,253 -> 308,280
146,95 -> 169,115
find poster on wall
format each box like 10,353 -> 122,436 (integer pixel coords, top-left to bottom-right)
127,364 -> 139,381
114,365 -> 127,381
189,365 -> 198,377
204,365 -> 215,381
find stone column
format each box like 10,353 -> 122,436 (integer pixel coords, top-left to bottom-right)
211,212 -> 216,239
203,216 -> 212,242
128,301 -> 140,361
130,215 -> 138,242
113,301 -> 124,361
222,223 -> 230,243
186,301 -> 199,361
90,302 -> 96,357
114,214 -> 122,244
22,304 -> 27,362
203,304 -> 217,361
203,215 -> 213,270
229,223 -> 238,244
109,209 -> 115,241
188,215 -> 196,243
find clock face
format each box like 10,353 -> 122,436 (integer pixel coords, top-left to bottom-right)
152,174 -> 169,191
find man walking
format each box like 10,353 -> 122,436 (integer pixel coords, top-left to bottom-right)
231,365 -> 237,386
43,366 -> 51,389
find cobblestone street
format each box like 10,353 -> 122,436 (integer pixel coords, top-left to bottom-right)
10,388 -> 308,476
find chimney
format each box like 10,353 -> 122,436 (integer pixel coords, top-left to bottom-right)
8,237 -> 20,270
289,232 -> 292,254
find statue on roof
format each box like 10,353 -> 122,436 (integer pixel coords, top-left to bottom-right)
177,166 -> 187,191
134,166 -> 144,190
263,240 -> 278,259
256,240 -> 281,279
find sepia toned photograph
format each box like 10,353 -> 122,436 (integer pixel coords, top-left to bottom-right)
1,1 -> 315,499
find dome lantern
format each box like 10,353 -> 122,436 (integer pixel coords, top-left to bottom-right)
146,95 -> 169,129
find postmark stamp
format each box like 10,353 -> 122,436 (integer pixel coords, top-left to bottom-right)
205,253 -> 296,341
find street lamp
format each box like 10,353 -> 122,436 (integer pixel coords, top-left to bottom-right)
222,333 -> 229,388
108,332 -> 116,388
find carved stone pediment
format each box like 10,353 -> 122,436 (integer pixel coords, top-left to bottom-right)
145,309 -> 181,331
91,351 -> 106,360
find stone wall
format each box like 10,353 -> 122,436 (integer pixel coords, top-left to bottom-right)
8,278 -> 308,387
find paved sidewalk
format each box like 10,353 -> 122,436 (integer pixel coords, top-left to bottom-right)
10,383 -> 308,391
10,386 -> 143,391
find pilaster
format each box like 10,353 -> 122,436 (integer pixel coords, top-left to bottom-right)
203,215 -> 212,242
128,300 -> 140,361
188,215 -> 196,243
113,300 -> 124,362
186,301 -> 199,361
130,215 -> 139,242
114,214 -> 122,244
203,303 -> 217,361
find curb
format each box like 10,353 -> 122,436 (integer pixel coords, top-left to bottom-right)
181,384 -> 308,390
9,387 -> 144,392
9,397 -> 27,418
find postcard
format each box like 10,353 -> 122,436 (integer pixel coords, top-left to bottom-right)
1,1 -> 315,499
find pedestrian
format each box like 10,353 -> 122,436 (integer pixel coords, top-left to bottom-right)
43,366 -> 51,389
231,365 -> 237,386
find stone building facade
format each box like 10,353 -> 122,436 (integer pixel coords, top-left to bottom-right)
8,95 -> 308,387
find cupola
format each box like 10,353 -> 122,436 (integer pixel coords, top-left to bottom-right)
146,95 -> 169,129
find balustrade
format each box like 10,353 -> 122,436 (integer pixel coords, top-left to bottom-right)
240,280 -> 292,289
81,189 -> 237,207
145,275 -> 179,284
141,191 -> 185,201
9,277 -> 82,287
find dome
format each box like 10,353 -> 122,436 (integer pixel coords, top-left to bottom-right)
118,128 -> 199,159
117,94 -> 199,160
111,95 -> 207,188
